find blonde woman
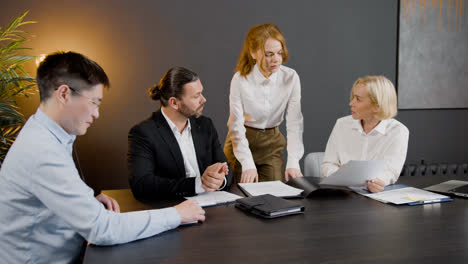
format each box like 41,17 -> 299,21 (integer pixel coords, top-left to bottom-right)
224,23 -> 304,183
321,76 -> 409,193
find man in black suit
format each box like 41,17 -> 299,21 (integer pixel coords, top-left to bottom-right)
128,67 -> 232,200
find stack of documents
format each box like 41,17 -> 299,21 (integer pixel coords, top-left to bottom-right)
351,185 -> 452,205
185,191 -> 242,207
238,181 -> 304,198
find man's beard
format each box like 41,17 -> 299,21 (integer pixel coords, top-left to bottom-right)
178,102 -> 204,118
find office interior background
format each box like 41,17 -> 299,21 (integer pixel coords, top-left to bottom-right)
2,0 -> 467,193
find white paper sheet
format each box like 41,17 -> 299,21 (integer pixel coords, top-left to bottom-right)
320,160 -> 386,187
185,191 -> 242,207
238,181 -> 304,197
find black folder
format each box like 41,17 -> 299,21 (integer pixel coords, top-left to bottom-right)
235,194 -> 305,218
286,176 -> 351,197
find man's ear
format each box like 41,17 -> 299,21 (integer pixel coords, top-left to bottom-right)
167,97 -> 179,110
55,84 -> 72,105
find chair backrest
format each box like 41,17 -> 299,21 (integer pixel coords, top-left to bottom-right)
304,152 -> 325,177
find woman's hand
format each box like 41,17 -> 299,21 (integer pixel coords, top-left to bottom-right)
240,169 -> 258,183
285,168 -> 303,182
366,178 -> 385,193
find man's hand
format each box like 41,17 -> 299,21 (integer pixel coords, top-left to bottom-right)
366,178 -> 385,193
96,193 -> 120,213
201,162 -> 228,192
285,168 -> 303,182
174,200 -> 205,224
240,169 -> 258,183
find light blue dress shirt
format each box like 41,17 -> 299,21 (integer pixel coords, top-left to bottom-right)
0,108 -> 181,264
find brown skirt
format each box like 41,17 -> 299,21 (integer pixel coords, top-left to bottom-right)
224,126 -> 286,183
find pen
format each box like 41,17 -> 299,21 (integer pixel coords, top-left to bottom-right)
408,197 -> 452,205
423,199 -> 441,204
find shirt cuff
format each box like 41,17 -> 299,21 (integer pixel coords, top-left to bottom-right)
382,170 -> 396,186
240,159 -> 256,172
217,176 -> 227,190
286,158 -> 300,170
195,176 -> 206,194
150,207 -> 181,229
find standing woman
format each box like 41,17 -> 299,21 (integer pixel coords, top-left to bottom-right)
224,23 -> 304,183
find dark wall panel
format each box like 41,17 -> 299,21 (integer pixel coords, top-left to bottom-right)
398,1 -> 468,109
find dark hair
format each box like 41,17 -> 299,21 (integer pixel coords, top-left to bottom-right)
36,51 -> 110,102
148,66 -> 199,107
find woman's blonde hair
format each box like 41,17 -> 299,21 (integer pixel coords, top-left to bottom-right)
350,75 -> 398,120
235,23 -> 289,77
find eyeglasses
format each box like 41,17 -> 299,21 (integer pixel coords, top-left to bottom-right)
68,86 -> 101,109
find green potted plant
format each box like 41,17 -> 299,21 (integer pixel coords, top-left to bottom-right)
0,11 -> 37,164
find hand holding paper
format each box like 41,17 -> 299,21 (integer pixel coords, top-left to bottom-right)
366,178 -> 385,193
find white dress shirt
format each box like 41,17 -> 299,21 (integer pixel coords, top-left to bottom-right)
321,115 -> 409,185
161,109 -> 226,193
227,64 -> 304,171
0,109 -> 181,264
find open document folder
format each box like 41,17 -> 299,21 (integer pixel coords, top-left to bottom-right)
350,185 -> 453,205
320,160 -> 386,187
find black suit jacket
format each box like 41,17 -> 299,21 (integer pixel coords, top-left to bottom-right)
128,110 -> 233,200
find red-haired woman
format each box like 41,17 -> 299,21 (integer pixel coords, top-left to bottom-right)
224,23 -> 304,183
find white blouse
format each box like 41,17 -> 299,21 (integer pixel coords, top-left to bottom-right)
226,64 -> 304,171
321,115 -> 409,185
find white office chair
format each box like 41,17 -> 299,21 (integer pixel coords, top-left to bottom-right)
304,152 -> 325,177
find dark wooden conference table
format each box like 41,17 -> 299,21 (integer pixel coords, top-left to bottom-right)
83,174 -> 468,263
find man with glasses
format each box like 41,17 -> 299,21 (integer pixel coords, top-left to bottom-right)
0,51 -> 205,264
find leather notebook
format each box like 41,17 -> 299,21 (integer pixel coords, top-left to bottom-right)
235,194 -> 305,218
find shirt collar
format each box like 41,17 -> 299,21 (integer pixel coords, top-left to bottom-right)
373,119 -> 389,135
161,108 -> 191,134
252,64 -> 278,85
351,118 -> 389,135
34,108 -> 76,145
